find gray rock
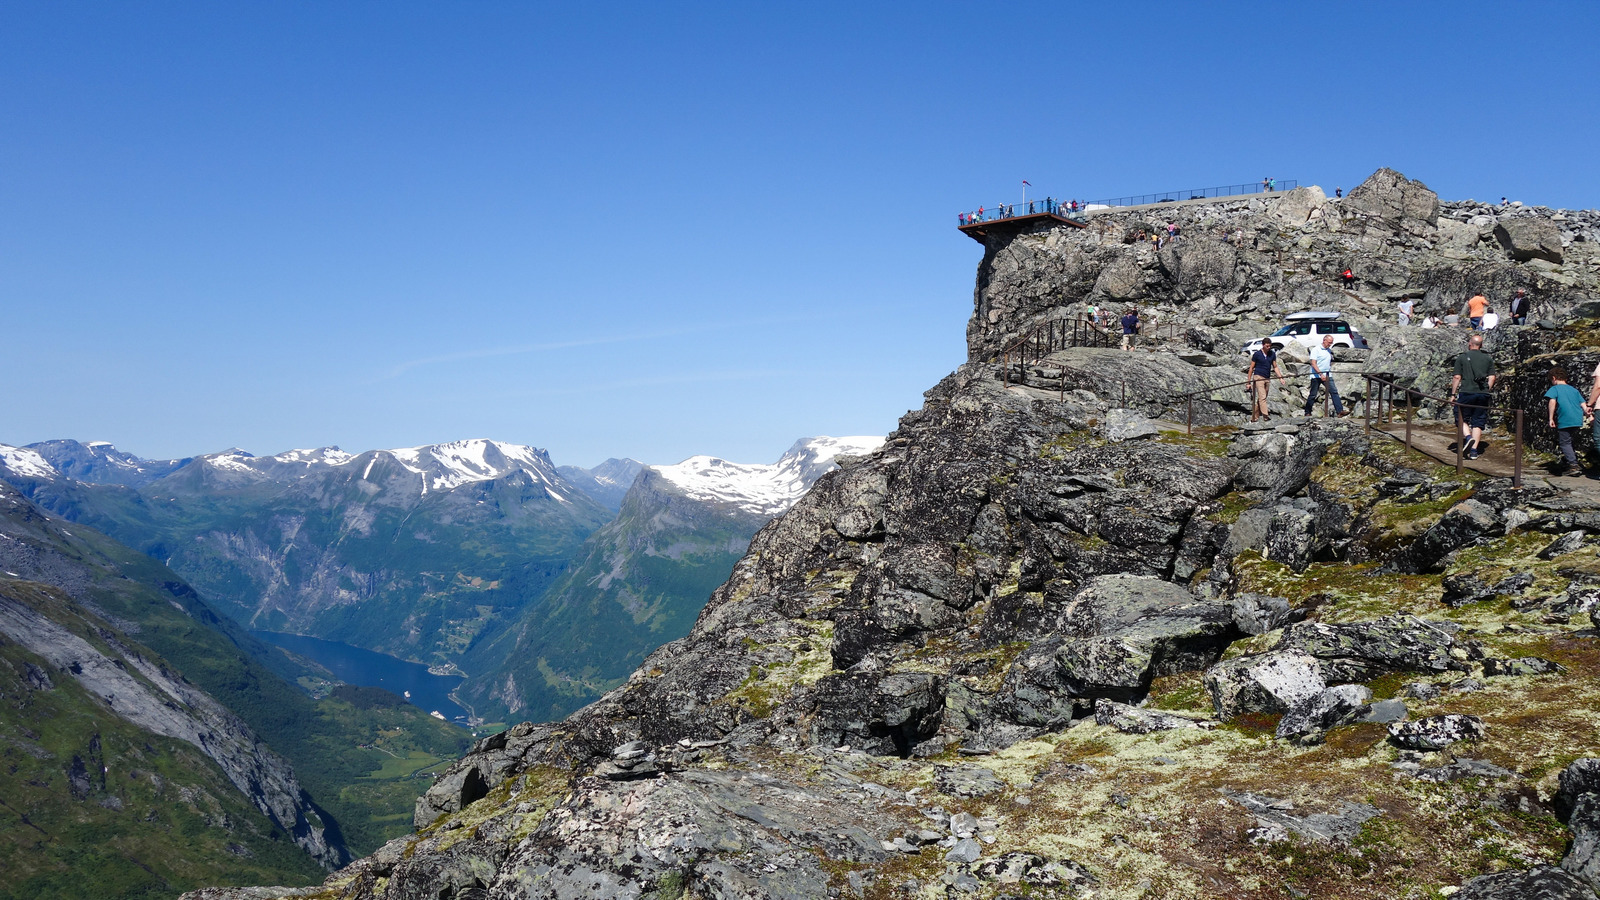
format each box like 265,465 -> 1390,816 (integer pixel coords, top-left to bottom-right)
1357,699 -> 1409,724
1094,700 -> 1214,734
1275,615 -> 1467,682
934,765 -> 1006,799
1564,793 -> 1600,892
1230,593 -> 1295,636
1539,530 -> 1588,559
1496,218 -> 1565,263
1344,167 -> 1441,227
972,851 -> 1096,887
1412,499 -> 1502,571
1455,866 -> 1594,900
1204,651 -> 1325,721
1387,714 -> 1487,750
1483,656 -> 1562,677
1263,506 -> 1317,572
1101,408 -> 1160,442
1221,789 -> 1381,844
946,837 -> 983,864
1414,758 -> 1517,783
948,811 -> 979,837
1275,684 -> 1373,738
1555,759 -> 1600,823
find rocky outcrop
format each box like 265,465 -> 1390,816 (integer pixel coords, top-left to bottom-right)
1343,167 -> 1440,229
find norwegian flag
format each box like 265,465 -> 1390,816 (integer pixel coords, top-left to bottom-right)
1022,180 -> 1031,186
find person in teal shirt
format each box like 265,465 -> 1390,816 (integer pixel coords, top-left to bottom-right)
1545,365 -> 1587,476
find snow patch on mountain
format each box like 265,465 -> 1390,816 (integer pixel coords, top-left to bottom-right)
652,436 -> 884,515
0,445 -> 58,479
388,439 -> 560,492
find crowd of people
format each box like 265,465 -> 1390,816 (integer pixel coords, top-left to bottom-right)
958,198 -> 1086,226
1387,287 -> 1531,330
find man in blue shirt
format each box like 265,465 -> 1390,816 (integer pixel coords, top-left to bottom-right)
1120,307 -> 1139,352
1303,335 -> 1349,417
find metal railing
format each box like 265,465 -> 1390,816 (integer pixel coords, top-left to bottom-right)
1363,374 -> 1524,488
998,315 -> 1185,392
1083,180 -> 1298,209
959,198 -> 1076,225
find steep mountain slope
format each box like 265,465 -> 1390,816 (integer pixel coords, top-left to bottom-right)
458,437 -> 884,723
0,480 -> 472,870
0,439 -> 611,668
200,170 -> 1600,900
0,580 -> 330,899
555,457 -> 645,512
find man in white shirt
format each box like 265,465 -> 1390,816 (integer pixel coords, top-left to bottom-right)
1303,335 -> 1349,417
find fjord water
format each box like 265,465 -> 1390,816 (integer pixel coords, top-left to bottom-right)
254,631 -> 471,724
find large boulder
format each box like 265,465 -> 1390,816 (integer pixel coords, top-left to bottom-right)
1204,651 -> 1326,721
1411,499 -> 1503,571
1387,714 -> 1486,750
1455,866 -> 1594,900
1275,684 -> 1374,739
1273,185 -> 1328,226
1565,793 -> 1600,893
1495,218 -> 1564,263
1275,615 -> 1467,682
1156,236 -> 1239,295
808,672 -> 946,756
1344,168 -> 1441,227
1556,758 -> 1600,823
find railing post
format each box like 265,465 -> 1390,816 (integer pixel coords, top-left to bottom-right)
1454,401 -> 1464,477
1514,409 -> 1524,489
1003,351 -> 1010,387
1364,375 -> 1371,433
1121,381 -> 1126,408
1405,391 -> 1413,455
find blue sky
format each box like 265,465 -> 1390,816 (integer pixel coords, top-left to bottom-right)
4,2 -> 1596,467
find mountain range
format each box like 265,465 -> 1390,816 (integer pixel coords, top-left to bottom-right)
0,435 -> 881,724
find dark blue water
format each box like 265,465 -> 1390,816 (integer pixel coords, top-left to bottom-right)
254,631 -> 470,725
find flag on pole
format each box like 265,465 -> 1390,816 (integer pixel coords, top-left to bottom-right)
1022,180 -> 1031,186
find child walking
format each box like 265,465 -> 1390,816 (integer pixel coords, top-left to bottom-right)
1546,365 -> 1587,477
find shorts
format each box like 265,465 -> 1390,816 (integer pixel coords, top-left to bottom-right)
1457,392 -> 1490,430
1122,333 -> 1135,350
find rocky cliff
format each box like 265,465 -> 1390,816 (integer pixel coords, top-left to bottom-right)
187,170 -> 1600,900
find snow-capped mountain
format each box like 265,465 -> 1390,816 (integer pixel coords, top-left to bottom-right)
652,436 -> 885,516
192,439 -> 583,499
20,439 -> 190,487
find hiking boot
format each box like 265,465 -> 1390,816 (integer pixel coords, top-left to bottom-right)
1564,466 -> 1585,477
1335,410 -> 1351,418
1465,446 -> 1483,460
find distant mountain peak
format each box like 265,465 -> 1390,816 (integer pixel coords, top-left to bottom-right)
0,444 -> 58,479
652,435 -> 884,515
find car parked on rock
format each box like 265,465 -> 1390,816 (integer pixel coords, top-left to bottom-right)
1242,310 -> 1370,353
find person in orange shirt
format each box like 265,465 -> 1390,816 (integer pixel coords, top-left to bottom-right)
1466,293 -> 1489,328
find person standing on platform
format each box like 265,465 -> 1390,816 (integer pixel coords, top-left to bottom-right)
1304,335 -> 1349,418
1120,307 -> 1140,352
1451,333 -> 1496,459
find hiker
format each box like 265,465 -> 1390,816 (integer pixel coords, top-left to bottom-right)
1450,333 -> 1496,460
1509,289 -> 1530,326
1304,335 -> 1349,418
1342,267 -> 1355,289
1335,187 -> 1343,199
1120,307 -> 1140,351
1397,297 -> 1414,326
1465,292 -> 1489,328
1586,360 -> 1600,466
1481,307 -> 1500,330
1245,339 -> 1290,422
1420,316 -> 1439,329
1546,365 -> 1587,476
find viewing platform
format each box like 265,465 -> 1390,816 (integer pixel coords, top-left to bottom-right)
958,179 -> 1299,243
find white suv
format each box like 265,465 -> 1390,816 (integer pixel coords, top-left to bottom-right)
1242,311 -> 1370,353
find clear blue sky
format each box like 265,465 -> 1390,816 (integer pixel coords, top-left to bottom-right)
4,2 -> 1596,467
